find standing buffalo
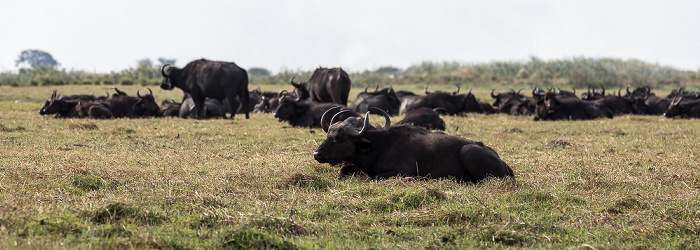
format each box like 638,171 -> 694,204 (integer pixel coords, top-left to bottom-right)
160,59 -> 250,119
313,109 -> 514,183
291,67 -> 351,106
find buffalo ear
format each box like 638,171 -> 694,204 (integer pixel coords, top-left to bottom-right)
355,137 -> 373,154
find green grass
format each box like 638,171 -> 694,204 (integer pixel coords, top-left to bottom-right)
0,85 -> 698,248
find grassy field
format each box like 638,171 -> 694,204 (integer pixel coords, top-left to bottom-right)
0,85 -> 698,249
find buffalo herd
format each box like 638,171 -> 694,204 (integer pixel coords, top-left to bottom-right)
37,58 -> 700,182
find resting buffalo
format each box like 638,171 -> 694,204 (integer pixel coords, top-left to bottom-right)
160,59 -> 250,119
533,90 -> 613,121
350,86 -> 401,115
490,89 -> 534,115
663,96 -> 700,118
76,100 -> 113,119
157,100 -> 181,117
291,67 -> 351,106
395,107 -> 446,131
400,87 -> 483,115
273,93 -> 359,128
40,91 -> 107,117
108,88 -> 160,118
179,93 -> 226,119
313,109 -> 514,183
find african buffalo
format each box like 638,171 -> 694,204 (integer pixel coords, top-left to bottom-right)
179,93 -> 226,119
291,67 -> 351,106
395,107 -> 446,131
108,88 -> 160,118
490,89 -> 534,115
76,100 -> 113,119
160,59 -> 250,119
158,99 -> 181,117
313,109 -> 514,183
350,86 -> 401,115
533,89 -> 613,121
273,93 -> 359,128
663,96 -> 700,118
400,87 -> 483,115
40,91 -> 105,117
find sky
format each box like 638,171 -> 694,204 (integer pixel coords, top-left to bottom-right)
2,0 -> 699,73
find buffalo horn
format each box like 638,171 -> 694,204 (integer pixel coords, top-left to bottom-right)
374,85 -> 379,92
490,89 -> 497,98
329,110 -> 357,128
600,85 -> 605,96
292,89 -> 301,102
516,88 -> 524,95
321,106 -> 343,133
454,83 -> 461,94
424,84 -> 430,95
290,76 -> 300,87
368,107 -> 391,129
51,90 -> 57,99
278,90 -> 288,98
626,86 -> 631,95
148,87 -> 153,96
357,111 -> 371,137
161,64 -> 170,77
137,89 -> 142,98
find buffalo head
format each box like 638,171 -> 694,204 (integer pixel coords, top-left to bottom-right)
133,88 -> 160,117
160,64 -> 176,90
314,108 -> 390,164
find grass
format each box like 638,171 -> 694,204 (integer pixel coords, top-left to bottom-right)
0,85 -> 699,248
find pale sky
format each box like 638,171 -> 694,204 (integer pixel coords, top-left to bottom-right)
2,0 -> 699,73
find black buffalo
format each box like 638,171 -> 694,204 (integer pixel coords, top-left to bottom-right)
40,91 -> 106,117
313,109 -> 514,183
76,100 -> 113,119
395,107 -> 446,131
273,93 -> 358,128
160,59 -> 250,119
291,67 -> 351,106
107,88 -> 160,118
400,87 -> 483,115
158,99 -> 182,117
663,96 -> 700,118
490,89 -> 534,115
179,93 -> 226,119
350,86 -> 401,115
533,89 -> 613,121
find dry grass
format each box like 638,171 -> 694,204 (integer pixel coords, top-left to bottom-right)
0,85 -> 698,248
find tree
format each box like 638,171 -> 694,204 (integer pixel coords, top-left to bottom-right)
248,67 -> 271,76
137,58 -> 153,68
158,57 -> 176,65
15,49 -> 60,68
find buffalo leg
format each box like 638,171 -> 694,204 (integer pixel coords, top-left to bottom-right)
192,96 -> 207,119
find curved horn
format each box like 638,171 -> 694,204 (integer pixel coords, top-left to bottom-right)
289,76 -> 301,87
572,87 -> 576,95
368,107 -> 391,129
600,85 -> 605,96
278,90 -> 288,98
374,85 -> 379,92
161,64 -> 170,77
105,92 -> 110,99
292,89 -> 301,102
454,83 -> 461,94
626,86 -> 631,95
433,107 -> 448,114
516,88 -> 524,95
51,90 -> 57,99
424,84 -> 430,95
137,89 -> 142,98
321,106 -> 343,133
491,89 -> 497,98
364,84 -> 369,93
147,87 -> 153,96
329,110 -> 351,126
510,88 -> 516,94
353,111 -> 371,137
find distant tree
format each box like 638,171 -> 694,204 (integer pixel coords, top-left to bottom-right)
158,57 -> 176,65
137,58 -> 153,68
248,67 -> 271,76
15,49 -> 60,68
